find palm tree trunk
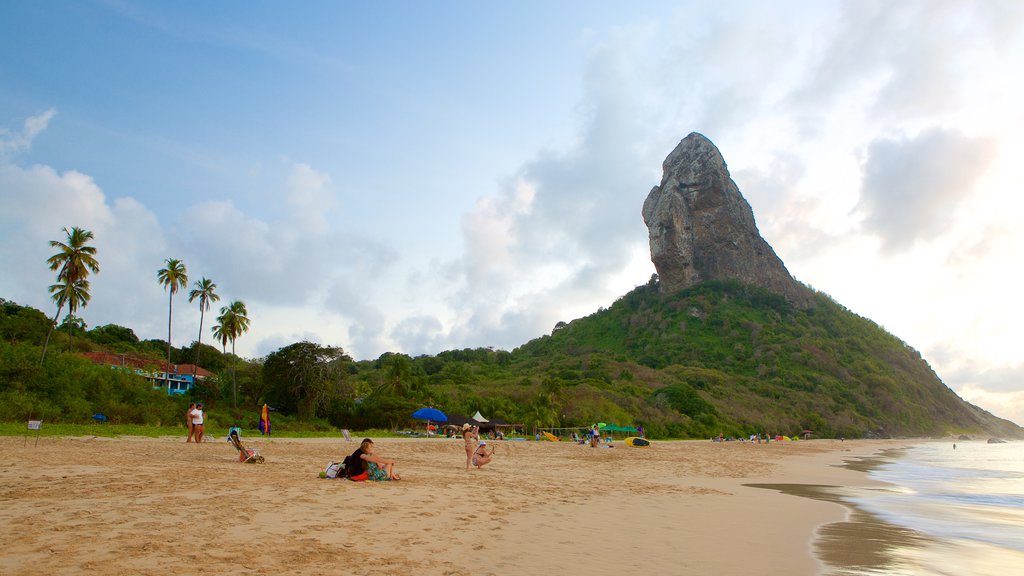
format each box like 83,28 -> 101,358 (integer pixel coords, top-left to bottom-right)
40,304 -> 64,364
166,291 -> 173,372
231,339 -> 238,408
194,307 -> 204,379
67,314 -> 74,352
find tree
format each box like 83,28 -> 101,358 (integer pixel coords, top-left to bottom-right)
263,341 -> 351,418
48,277 -> 90,352
216,300 -> 250,408
41,227 -> 99,363
157,258 -> 188,372
211,323 -> 228,354
187,277 -> 219,375
87,324 -> 139,346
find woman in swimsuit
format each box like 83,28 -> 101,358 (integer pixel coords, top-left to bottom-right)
463,424 -> 478,471
472,441 -> 494,469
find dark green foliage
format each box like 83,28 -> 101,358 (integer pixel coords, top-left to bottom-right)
0,299 -> 51,343
654,382 -> 717,419
263,341 -> 352,419
88,324 -> 139,346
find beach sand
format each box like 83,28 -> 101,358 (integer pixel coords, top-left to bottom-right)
0,435 -> 912,575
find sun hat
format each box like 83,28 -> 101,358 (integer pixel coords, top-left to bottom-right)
479,441 -> 486,445
462,423 -> 470,430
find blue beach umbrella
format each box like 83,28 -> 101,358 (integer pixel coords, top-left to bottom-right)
412,407 -> 447,423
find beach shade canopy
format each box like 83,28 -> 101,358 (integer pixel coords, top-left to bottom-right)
471,410 -> 488,423
412,407 -> 448,422
599,424 -> 638,433
444,414 -> 473,427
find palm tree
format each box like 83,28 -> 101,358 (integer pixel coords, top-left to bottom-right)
41,226 -> 99,364
157,258 -> 188,373
46,277 -> 91,354
216,300 -> 251,408
187,277 -> 219,375
212,322 -> 229,354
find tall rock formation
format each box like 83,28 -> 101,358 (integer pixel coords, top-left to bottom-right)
642,133 -> 814,308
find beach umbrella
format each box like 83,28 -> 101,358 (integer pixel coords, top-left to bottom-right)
412,407 -> 447,423
258,403 -> 271,435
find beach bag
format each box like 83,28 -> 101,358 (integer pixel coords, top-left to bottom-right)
324,462 -> 343,479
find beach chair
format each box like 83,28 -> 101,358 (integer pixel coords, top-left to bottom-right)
228,429 -> 265,464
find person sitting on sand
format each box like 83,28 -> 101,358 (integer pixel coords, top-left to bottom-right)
347,438 -> 401,481
472,441 -> 494,469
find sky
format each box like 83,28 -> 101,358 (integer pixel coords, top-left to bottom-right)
2,1 -> 1023,425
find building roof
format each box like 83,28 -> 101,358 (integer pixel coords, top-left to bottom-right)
78,352 -> 213,378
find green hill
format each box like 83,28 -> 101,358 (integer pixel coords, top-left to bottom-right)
511,277 -> 1022,439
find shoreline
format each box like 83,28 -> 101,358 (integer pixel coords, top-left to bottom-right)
0,435 -> 920,575
747,446 -> 929,575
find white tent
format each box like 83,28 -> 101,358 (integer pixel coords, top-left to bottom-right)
471,410 -> 489,423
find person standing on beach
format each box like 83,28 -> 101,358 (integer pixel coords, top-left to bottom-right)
463,424 -> 479,471
185,402 -> 196,443
190,403 -> 205,443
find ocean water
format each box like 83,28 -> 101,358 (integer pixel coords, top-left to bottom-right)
825,441 -> 1024,575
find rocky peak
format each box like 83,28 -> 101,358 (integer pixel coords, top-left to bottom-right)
642,133 -> 814,308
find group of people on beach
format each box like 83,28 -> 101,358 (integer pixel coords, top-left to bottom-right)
344,438 -> 402,481
461,423 -> 494,470
192,406 -> 497,481
335,422 -> 496,483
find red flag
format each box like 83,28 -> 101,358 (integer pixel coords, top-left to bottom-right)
258,403 -> 271,435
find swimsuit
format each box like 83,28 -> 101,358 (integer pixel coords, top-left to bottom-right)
366,461 -> 390,481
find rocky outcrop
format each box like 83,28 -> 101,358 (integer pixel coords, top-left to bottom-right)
642,133 -> 814,308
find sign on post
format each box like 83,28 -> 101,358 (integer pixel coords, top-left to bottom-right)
25,419 -> 42,447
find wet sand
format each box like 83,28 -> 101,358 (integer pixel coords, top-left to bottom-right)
0,435 -> 915,575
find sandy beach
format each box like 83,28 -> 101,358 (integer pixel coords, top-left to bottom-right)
0,434 -> 913,575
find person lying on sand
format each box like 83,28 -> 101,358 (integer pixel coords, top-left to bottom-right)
472,441 -> 494,469
347,438 -> 401,481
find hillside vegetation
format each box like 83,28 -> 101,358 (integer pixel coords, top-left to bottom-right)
2,280 -> 1020,440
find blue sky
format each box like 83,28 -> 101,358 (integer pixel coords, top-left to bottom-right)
3,1 -> 1024,425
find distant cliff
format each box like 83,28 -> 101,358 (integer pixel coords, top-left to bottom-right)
643,133 -> 814,307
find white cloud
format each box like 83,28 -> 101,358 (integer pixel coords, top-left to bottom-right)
0,108 -> 56,158
944,362 -> 1024,427
285,162 -> 334,233
856,129 -> 996,253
